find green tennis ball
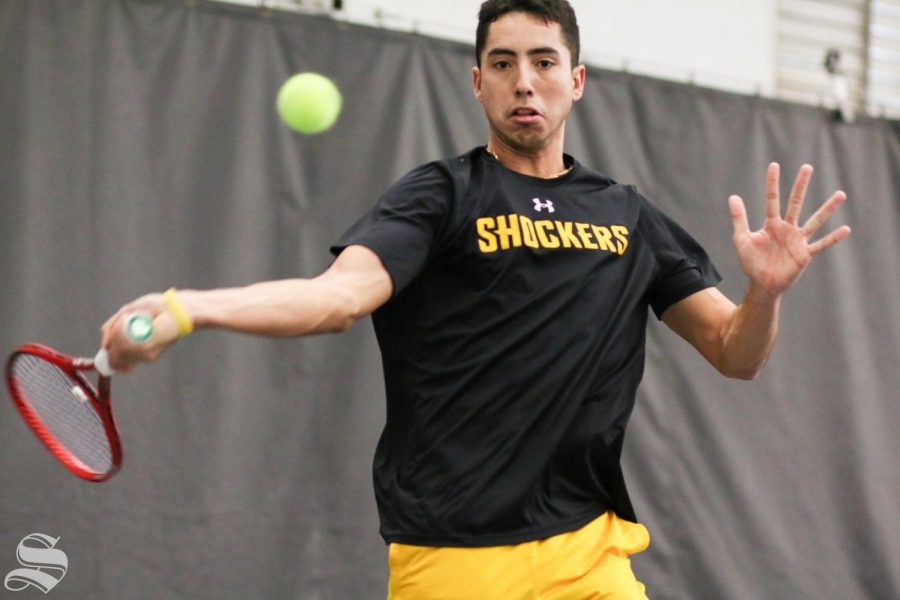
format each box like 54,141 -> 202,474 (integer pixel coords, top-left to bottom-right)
276,72 -> 342,134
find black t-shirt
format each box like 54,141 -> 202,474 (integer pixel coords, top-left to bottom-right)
331,147 -> 721,547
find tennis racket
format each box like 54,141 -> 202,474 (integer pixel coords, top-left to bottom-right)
4,313 -> 154,482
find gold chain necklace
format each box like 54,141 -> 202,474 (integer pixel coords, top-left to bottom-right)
486,147 -> 573,179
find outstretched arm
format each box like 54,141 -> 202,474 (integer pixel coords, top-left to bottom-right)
663,162 -> 851,380
101,245 -> 392,372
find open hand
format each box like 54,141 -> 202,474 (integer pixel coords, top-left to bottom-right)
729,162 -> 851,298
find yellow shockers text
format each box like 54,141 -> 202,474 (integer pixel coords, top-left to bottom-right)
476,214 -> 630,255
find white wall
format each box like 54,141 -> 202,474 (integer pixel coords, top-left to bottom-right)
218,0 -> 776,95
337,0 -> 777,95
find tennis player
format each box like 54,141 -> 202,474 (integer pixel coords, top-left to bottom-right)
103,0 -> 851,597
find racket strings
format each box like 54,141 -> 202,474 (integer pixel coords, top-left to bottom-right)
10,354 -> 113,474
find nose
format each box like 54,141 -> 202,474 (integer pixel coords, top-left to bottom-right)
515,67 -> 535,97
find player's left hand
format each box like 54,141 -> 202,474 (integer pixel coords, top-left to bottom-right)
729,162 -> 851,298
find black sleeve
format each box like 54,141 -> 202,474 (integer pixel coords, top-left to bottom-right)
637,194 -> 723,319
330,162 -> 452,296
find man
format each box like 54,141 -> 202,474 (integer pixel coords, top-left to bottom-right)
104,0 -> 851,597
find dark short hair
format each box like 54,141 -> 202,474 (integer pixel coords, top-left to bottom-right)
475,0 -> 580,68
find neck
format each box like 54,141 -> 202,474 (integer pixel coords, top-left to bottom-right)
486,137 -> 570,179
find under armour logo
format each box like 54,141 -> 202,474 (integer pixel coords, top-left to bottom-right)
4,533 -> 68,594
533,198 -> 555,213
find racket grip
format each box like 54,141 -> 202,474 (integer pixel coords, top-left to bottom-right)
94,312 -> 155,376
94,348 -> 114,377
124,313 -> 154,343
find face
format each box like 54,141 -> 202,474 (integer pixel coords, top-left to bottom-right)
473,11 -> 585,155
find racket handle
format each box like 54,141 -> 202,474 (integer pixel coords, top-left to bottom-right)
124,313 -> 154,343
94,312 -> 155,376
94,348 -> 114,377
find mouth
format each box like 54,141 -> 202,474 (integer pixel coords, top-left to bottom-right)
509,106 -> 542,124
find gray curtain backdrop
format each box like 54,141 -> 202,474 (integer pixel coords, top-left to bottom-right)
1,1 -> 898,598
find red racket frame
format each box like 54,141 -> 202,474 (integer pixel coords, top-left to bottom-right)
5,343 -> 122,482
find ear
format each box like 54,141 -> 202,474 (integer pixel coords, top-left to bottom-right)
571,64 -> 586,102
472,65 -> 483,102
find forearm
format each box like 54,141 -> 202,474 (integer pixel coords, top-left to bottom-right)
717,283 -> 781,380
179,277 -> 364,337
101,246 -> 392,372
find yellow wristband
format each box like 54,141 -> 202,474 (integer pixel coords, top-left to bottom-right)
164,288 -> 194,337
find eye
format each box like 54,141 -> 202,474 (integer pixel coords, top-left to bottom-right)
536,59 -> 556,69
493,60 -> 512,70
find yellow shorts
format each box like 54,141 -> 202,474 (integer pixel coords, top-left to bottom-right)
386,511 -> 650,600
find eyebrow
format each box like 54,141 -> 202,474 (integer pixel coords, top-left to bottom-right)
486,47 -> 561,59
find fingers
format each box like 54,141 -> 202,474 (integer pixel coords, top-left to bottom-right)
801,188 -> 850,256
729,194 -> 750,240
802,190 -> 846,236
785,164 -> 813,225
761,162 -> 848,236
765,162 -> 780,220
809,225 -> 852,256
99,292 -> 170,373
798,187 -> 850,256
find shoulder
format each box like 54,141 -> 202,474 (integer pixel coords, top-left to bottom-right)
396,147 -> 483,185
602,184 -> 673,226
379,149 -> 488,206
568,158 -> 618,190
567,161 -> 644,207
370,149 -> 490,223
